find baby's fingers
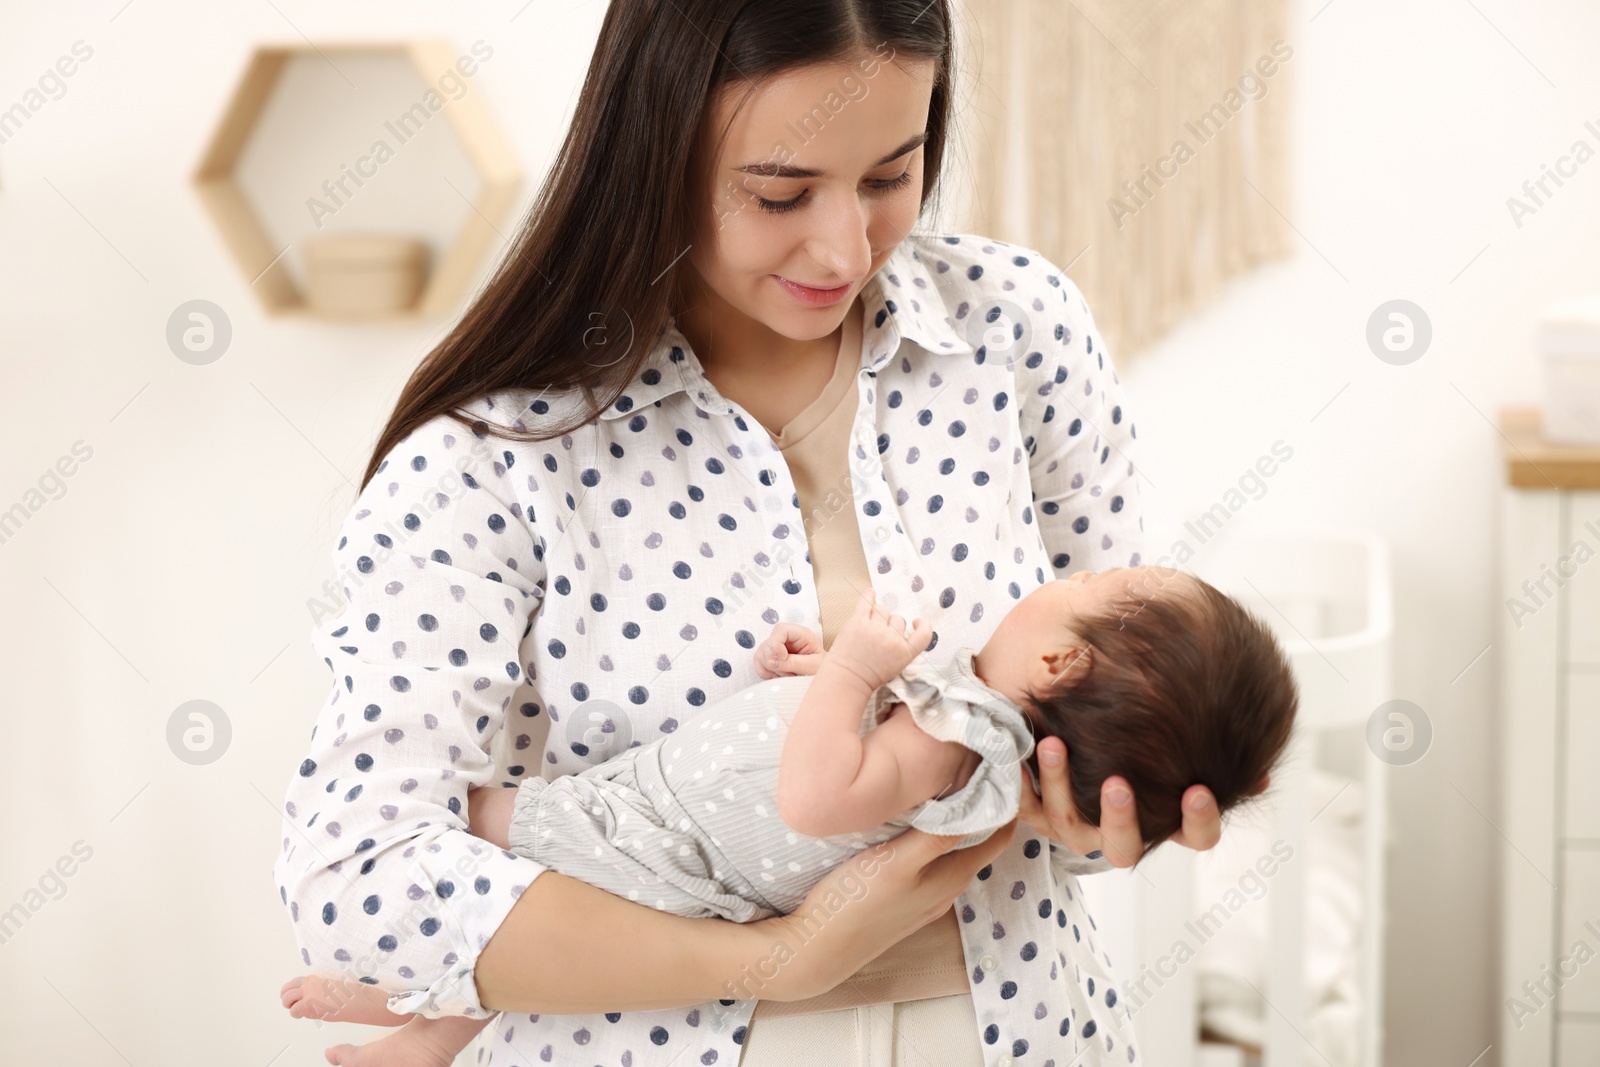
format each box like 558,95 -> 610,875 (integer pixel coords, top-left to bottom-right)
907,617 -> 934,652
840,589 -> 881,634
753,638 -> 786,679
777,651 -> 825,677
784,625 -> 825,656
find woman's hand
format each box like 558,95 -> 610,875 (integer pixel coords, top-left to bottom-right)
754,623 -> 826,679
1015,737 -> 1265,866
745,817 -> 1019,1002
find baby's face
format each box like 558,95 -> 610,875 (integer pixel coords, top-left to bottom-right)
971,566 -> 1188,706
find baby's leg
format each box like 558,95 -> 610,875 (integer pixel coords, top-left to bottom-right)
282,974 -> 409,1026
281,976 -> 494,1066
322,1013 -> 493,1067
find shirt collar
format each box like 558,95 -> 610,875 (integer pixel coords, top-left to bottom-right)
595,235 -> 975,420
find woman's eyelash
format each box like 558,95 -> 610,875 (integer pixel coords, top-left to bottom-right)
756,171 -> 915,214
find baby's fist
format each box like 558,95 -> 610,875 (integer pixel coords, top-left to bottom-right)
829,589 -> 932,689
754,623 -> 825,679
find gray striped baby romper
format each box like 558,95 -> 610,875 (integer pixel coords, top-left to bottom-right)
505,646 -> 1037,920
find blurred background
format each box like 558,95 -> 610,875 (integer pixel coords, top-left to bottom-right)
2,1 -> 1598,1065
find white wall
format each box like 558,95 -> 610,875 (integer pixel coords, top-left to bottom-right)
1,1 -> 1594,1064
1013,3 -> 1600,1066
0,3 -> 604,1063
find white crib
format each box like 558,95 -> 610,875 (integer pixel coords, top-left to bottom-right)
1078,528 -> 1393,1067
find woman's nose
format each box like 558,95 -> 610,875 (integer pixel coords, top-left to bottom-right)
806,197 -> 873,282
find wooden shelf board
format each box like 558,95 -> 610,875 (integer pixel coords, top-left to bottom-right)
1499,405 -> 1600,489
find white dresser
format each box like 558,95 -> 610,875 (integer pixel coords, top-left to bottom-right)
1498,406 -> 1600,1065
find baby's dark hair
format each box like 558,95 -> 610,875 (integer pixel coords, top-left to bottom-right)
1018,569 -> 1298,865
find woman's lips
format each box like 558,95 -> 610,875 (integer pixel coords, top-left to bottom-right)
775,275 -> 852,307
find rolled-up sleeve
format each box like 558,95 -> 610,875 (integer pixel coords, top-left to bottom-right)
272,412 -> 549,1019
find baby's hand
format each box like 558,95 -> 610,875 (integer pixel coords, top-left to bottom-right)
755,623 -> 825,678
826,588 -> 932,691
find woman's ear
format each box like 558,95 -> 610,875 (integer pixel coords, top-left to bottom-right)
1035,643 -> 1092,692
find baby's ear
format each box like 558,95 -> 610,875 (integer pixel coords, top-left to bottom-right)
1037,644 -> 1092,691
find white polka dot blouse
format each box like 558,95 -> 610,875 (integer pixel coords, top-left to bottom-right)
273,231 -> 1148,1066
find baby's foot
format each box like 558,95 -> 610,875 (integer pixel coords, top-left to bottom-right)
281,974 -> 409,1027
324,1014 -> 483,1067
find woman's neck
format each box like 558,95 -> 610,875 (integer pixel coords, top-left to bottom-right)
677,291 -> 861,435
678,301 -> 844,380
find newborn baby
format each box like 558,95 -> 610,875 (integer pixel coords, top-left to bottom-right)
281,565 -> 1299,1065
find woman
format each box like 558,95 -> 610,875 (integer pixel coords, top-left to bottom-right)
273,2 -> 1228,1064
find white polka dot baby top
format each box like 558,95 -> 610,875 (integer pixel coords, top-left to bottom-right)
272,230 -> 1148,1066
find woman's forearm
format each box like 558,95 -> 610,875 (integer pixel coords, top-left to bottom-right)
473,868 -> 791,1014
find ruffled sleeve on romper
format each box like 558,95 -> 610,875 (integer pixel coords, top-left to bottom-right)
870,647 -> 1037,850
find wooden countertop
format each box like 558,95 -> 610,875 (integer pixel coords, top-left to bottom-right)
1500,406 -> 1600,488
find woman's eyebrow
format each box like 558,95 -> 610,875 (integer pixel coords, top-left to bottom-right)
732,131 -> 928,179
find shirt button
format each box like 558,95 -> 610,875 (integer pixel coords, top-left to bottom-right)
997,1057 -> 1014,1067
873,525 -> 890,543
979,954 -> 998,972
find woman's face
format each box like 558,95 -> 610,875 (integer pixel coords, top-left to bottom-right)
685,53 -> 936,344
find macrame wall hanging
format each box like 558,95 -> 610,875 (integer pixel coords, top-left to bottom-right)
959,0 -> 1298,360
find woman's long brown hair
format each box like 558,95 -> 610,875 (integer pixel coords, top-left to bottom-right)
359,0 -> 959,492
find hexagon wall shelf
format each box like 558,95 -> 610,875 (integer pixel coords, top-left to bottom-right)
192,40 -> 521,320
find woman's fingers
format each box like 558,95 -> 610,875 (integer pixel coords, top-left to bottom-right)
1094,775 -> 1145,869
1028,738 -> 1146,867
1024,736 -> 1226,863
1169,784 -> 1223,852
1014,763 -> 1052,836
1030,737 -> 1094,852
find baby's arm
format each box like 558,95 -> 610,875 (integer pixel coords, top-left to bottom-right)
466,782 -> 515,849
774,592 -> 966,837
787,707 -> 971,836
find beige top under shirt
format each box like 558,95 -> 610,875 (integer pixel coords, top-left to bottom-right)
750,301 -> 971,1018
